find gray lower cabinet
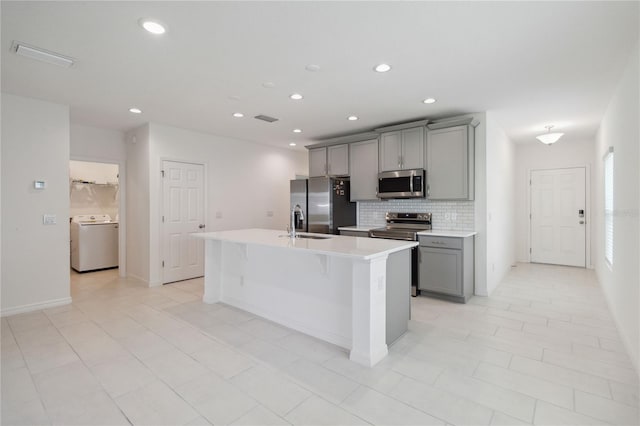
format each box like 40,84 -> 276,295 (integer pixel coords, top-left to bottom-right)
418,235 -> 474,303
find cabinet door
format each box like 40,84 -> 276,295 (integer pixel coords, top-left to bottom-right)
379,131 -> 402,171
418,246 -> 462,296
327,144 -> 349,176
349,139 -> 379,201
401,127 -> 424,169
309,147 -> 327,177
426,125 -> 468,199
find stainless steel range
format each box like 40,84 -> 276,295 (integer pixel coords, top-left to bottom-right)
369,212 -> 432,296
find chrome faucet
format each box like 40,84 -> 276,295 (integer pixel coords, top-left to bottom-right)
289,204 -> 304,238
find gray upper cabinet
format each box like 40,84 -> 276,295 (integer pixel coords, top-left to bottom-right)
349,138 -> 379,201
426,123 -> 475,200
379,126 -> 424,172
309,144 -> 349,177
309,147 -> 327,177
327,144 -> 349,176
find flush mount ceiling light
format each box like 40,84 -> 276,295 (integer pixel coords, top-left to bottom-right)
139,18 -> 166,34
347,115 -> 359,121
293,129 -> 302,133
12,41 -> 74,68
374,63 -> 392,73
289,93 -> 303,100
536,125 -> 564,145
128,107 -> 142,114
232,112 -> 244,118
289,143 -> 297,146
423,98 -> 437,104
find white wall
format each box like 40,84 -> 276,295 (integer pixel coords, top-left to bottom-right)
473,112 -> 488,296
485,112 -> 516,295
70,124 -> 126,162
594,46 -> 639,372
514,138 -> 595,265
125,122 -> 308,286
69,160 -> 119,184
1,94 -> 71,315
125,124 -> 151,283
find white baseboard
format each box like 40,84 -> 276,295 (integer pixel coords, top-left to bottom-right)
1,297 -> 72,317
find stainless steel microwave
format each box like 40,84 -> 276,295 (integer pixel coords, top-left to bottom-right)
377,169 -> 426,199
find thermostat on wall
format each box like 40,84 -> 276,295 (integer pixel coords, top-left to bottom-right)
34,180 -> 46,189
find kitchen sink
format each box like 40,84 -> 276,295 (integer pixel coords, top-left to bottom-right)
279,234 -> 332,240
296,234 -> 332,240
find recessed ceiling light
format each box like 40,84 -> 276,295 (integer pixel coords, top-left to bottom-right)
293,129 -> 302,133
423,98 -> 437,104
129,108 -> 142,114
347,115 -> 359,121
232,112 -> 244,118
374,63 -> 392,73
305,64 -> 320,72
139,19 -> 166,35
289,143 -> 297,147
290,93 -> 303,100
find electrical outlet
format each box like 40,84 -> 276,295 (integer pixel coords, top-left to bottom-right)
215,211 -> 223,219
43,214 -> 56,225
266,211 -> 274,217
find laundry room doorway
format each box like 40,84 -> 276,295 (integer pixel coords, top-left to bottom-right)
69,159 -> 124,276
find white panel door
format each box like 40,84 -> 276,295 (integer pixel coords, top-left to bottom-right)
162,161 -> 205,284
530,167 -> 586,267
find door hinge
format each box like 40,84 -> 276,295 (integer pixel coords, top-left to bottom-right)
162,216 -> 165,223
162,261 -> 165,267
161,170 -> 165,177
529,248 -> 532,254
529,179 -> 532,185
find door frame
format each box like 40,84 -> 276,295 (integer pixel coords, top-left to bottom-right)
70,156 -> 127,278
527,165 -> 592,268
159,157 -> 207,285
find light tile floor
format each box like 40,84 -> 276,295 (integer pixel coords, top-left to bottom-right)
1,263 -> 638,425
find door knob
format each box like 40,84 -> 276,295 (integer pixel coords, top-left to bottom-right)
198,224 -> 206,229
579,220 -> 585,224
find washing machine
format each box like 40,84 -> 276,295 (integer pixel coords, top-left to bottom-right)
70,214 -> 119,272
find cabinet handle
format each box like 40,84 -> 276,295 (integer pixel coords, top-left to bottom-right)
398,155 -> 401,169
427,184 -> 430,197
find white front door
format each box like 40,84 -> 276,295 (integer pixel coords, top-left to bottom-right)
162,161 -> 205,284
530,167 -> 586,267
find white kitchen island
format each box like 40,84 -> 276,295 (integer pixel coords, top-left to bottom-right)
192,228 -> 417,367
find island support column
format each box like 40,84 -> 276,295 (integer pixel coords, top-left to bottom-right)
202,239 -> 222,304
350,255 -> 389,367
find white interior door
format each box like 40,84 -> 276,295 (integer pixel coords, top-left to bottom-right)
162,161 -> 205,284
530,167 -> 586,267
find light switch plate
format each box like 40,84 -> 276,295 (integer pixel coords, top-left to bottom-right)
34,180 -> 46,189
43,214 -> 56,225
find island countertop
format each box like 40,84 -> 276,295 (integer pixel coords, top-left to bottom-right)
192,228 -> 417,260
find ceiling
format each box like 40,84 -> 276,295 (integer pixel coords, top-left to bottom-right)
2,2 -> 638,150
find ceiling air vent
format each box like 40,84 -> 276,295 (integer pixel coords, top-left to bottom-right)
254,115 -> 279,123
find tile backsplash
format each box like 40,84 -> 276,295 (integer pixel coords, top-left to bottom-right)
358,199 -> 475,231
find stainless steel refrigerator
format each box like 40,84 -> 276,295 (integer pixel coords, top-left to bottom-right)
291,177 -> 356,235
